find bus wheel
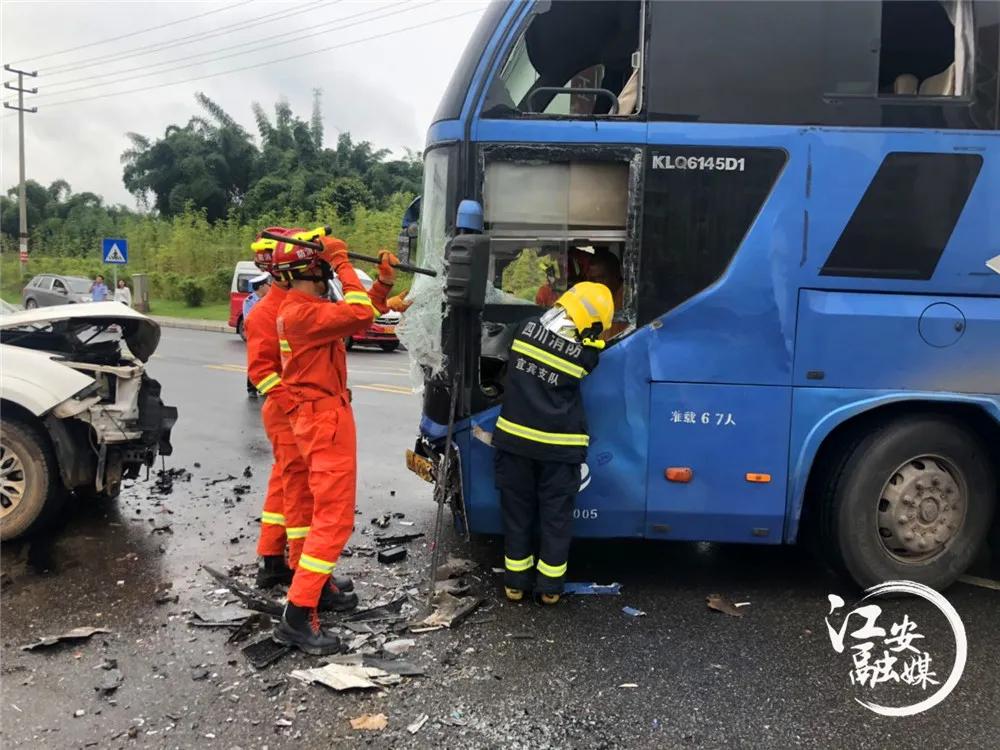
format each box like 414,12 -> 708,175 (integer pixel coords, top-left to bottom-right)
824,416 -> 995,590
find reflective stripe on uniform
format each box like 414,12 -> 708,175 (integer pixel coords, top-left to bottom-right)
511,339 -> 587,378
537,559 -> 568,578
504,555 -> 534,572
261,511 -> 286,526
256,372 -> 282,394
343,291 -> 377,313
298,553 -> 336,575
279,339 -> 292,353
496,417 -> 589,447
286,526 -> 309,540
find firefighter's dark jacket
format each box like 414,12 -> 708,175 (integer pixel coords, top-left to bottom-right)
493,316 -> 601,464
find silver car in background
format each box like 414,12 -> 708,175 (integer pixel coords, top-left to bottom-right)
22,274 -> 94,308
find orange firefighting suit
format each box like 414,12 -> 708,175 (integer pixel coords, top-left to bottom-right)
245,283 -> 312,564
277,266 -> 390,607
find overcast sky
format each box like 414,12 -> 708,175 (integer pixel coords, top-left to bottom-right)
1,0 -> 486,207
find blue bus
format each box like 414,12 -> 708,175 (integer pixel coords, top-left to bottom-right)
400,0 -> 1000,590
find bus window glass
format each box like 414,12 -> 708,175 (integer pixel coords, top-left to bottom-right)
879,1 -> 970,96
482,0 -> 641,117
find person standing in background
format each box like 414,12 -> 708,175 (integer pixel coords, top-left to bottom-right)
244,273 -> 271,398
114,279 -> 132,307
90,274 -> 109,302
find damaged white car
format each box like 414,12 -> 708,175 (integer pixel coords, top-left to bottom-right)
0,302 -> 177,540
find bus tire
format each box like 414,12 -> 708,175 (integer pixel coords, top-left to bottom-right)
823,415 -> 995,591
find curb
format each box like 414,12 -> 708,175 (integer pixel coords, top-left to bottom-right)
149,316 -> 231,333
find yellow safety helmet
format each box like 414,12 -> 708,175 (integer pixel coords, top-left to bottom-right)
555,282 -> 614,336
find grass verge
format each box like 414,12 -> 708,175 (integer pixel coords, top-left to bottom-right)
149,299 -> 230,321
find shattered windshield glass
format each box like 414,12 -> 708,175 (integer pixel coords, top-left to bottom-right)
397,147 -> 452,380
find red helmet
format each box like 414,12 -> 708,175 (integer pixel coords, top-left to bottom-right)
252,226 -> 318,280
270,227 -> 329,279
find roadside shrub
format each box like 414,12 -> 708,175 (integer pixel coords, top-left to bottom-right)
202,267 -> 232,302
179,277 -> 205,307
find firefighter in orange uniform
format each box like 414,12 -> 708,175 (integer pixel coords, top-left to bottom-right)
244,229 -> 357,597
270,233 -> 397,654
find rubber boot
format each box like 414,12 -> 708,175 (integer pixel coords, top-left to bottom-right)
256,555 -> 293,588
505,587 -> 524,602
273,603 -> 342,656
331,574 -> 354,593
318,580 -> 359,612
539,593 -> 560,606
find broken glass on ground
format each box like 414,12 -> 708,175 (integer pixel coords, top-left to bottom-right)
20,627 -> 111,651
375,532 -> 425,546
407,713 -> 430,734
622,606 -> 646,617
343,596 -> 408,623
323,653 -> 425,677
190,605 -> 253,627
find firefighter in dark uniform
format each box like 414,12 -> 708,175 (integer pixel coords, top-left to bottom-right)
493,282 -> 615,604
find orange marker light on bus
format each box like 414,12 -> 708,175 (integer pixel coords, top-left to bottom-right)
665,467 -> 693,483
746,473 -> 772,483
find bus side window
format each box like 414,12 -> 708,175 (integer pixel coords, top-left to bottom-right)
482,0 -> 642,118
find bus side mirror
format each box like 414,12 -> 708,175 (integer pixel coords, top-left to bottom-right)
445,234 -> 489,311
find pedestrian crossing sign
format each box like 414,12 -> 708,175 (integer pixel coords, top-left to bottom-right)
102,238 -> 128,265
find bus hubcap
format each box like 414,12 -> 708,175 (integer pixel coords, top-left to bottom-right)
877,455 -> 965,562
0,443 -> 26,519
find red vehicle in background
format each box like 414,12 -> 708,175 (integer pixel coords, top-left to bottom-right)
339,269 -> 401,352
228,261 -> 258,340
229,262 -> 399,351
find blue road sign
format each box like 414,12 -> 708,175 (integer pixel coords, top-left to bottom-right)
102,238 -> 128,265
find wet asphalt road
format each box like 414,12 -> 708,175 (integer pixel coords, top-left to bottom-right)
2,328 -> 999,749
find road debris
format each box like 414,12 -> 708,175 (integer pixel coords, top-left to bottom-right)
435,577 -> 471,596
243,465 -> 253,478
350,713 -> 388,731
563,582 -> 621,595
618,683 -> 639,689
227,612 -> 271,644
95,668 -> 124,696
376,532 -> 425,546
622,606 -> 646,617
706,593 -> 745,617
344,596 -> 407,623
415,591 -> 481,630
20,627 -> 111,652
242,637 -> 292,670
377,546 -> 407,564
383,638 -> 416,656
324,654 -> 425,676
290,663 -> 393,691
435,555 -> 476,580
372,513 -> 391,529
202,565 -> 283,616
191,605 -> 253,626
153,583 -> 178,604
407,713 -> 429,734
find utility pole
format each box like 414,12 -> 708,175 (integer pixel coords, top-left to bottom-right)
4,64 -> 38,276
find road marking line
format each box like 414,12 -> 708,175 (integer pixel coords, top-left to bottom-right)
353,384 -> 413,395
205,364 -> 247,373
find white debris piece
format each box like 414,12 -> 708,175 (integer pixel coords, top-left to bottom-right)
290,663 -> 390,691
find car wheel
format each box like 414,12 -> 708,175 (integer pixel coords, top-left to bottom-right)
380,342 -> 400,353
237,316 -> 246,341
0,418 -> 65,541
24,299 -> 37,309
821,415 -> 995,590
345,337 -> 354,351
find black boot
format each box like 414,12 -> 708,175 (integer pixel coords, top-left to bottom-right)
273,603 -> 342,655
318,580 -> 359,612
331,574 -> 354,593
255,555 -> 293,588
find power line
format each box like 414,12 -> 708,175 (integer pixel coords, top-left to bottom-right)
24,7 -> 485,112
41,0 -> 334,75
33,0 -> 422,99
8,0 -> 253,65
